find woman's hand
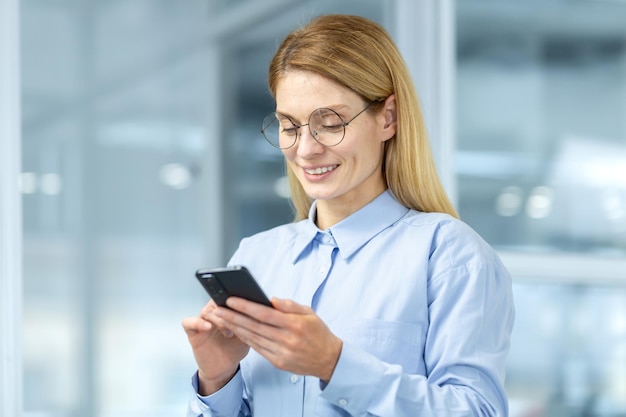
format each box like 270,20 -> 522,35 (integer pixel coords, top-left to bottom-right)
213,297 -> 343,382
181,301 -> 250,395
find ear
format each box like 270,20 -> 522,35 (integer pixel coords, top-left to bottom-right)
380,94 -> 397,141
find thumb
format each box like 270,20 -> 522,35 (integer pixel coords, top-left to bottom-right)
271,298 -> 312,314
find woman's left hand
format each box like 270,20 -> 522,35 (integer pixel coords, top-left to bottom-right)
211,297 -> 343,382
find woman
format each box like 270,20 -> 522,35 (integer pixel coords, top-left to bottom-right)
183,14 -> 514,417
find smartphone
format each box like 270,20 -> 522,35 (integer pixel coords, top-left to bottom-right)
195,265 -> 272,308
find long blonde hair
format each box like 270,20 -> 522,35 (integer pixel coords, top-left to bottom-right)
268,14 -> 458,220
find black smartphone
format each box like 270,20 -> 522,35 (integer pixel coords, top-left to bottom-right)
195,265 -> 272,308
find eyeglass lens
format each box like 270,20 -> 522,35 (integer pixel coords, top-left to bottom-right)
262,108 -> 346,149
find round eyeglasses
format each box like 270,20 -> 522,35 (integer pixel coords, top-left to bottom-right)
261,101 -> 377,149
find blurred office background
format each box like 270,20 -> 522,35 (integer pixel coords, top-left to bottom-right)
3,0 -> 626,415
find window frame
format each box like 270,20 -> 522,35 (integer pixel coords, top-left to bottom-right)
0,0 -> 23,414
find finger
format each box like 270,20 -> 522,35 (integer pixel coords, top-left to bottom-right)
181,316 -> 213,335
225,297 -> 282,325
199,300 -> 218,318
183,314 -> 236,344
206,307 -> 261,342
271,298 -> 313,315
203,306 -> 236,331
226,318 -> 282,357
215,303 -> 264,330
215,305 -> 281,348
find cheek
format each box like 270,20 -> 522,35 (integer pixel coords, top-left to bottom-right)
282,152 -> 300,175
356,136 -> 385,163
281,148 -> 296,162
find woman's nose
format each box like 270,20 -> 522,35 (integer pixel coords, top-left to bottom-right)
296,126 -> 324,156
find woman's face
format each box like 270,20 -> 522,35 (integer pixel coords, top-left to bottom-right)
275,70 -> 396,218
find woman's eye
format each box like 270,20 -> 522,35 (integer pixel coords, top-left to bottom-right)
314,112 -> 343,133
281,127 -> 298,136
320,124 -> 343,133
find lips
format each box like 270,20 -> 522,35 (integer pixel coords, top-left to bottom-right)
304,165 -> 339,175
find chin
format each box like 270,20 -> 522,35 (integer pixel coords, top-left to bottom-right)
301,187 -> 339,202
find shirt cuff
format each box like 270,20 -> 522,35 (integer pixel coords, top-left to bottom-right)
319,341 -> 386,415
188,370 -> 244,417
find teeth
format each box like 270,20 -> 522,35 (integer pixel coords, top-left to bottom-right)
305,165 -> 337,175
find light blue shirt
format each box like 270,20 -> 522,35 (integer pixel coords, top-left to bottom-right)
188,190 -> 515,417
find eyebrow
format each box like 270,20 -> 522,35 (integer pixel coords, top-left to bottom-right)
275,104 -> 351,120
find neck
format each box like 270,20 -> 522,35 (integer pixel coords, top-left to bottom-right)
315,188 -> 386,230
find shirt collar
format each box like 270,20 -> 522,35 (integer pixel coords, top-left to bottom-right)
290,190 -> 410,263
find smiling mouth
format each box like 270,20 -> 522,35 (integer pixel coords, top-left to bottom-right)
304,165 -> 339,175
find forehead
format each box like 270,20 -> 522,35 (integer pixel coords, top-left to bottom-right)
274,70 -> 359,114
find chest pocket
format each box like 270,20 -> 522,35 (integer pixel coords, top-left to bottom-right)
330,319 -> 424,372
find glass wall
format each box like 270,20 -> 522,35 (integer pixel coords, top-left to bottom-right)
456,0 -> 626,255
507,282 -> 626,416
455,1 -> 626,416
21,1 -> 217,415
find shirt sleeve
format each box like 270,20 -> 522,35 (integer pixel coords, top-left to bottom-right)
186,370 -> 250,417
320,241 -> 515,417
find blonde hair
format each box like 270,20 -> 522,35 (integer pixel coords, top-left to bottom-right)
268,14 -> 458,220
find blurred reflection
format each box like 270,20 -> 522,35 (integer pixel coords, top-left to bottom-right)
508,283 -> 626,417
456,0 -> 626,255
525,186 -> 554,220
496,185 -> 524,217
21,0 -> 213,415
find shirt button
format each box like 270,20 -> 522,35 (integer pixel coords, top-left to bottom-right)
338,398 -> 348,406
289,374 -> 300,383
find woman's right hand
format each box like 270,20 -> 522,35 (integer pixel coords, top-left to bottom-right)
182,300 -> 250,395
